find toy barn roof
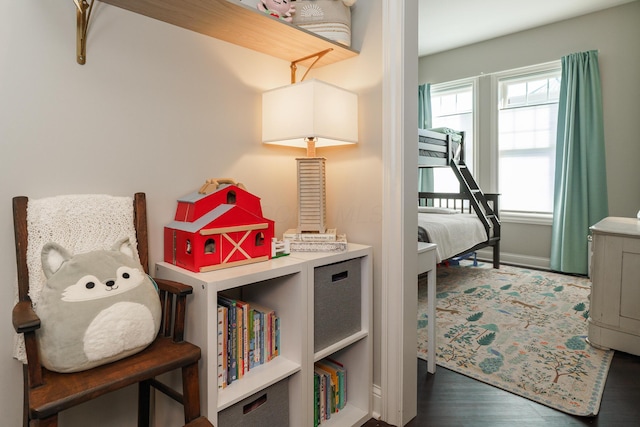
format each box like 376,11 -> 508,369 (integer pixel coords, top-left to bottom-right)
166,203 -> 271,233
177,184 -> 259,204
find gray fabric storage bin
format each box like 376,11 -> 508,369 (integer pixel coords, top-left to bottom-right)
218,378 -> 289,427
314,257 -> 362,352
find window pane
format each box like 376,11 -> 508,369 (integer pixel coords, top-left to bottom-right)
457,91 -> 472,111
439,94 -> 457,115
527,79 -> 548,104
549,77 -> 561,100
499,155 -> 554,212
506,82 -> 527,106
500,104 -> 558,150
433,168 -> 461,192
498,69 -> 560,214
430,82 -> 474,192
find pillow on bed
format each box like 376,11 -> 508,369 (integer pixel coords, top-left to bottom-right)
428,127 -> 463,142
418,206 -> 459,214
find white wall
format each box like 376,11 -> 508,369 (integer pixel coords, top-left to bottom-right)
419,2 -> 640,268
0,1 -> 384,425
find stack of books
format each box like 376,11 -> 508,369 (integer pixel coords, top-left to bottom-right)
283,228 -> 348,252
217,295 -> 280,389
313,357 -> 347,426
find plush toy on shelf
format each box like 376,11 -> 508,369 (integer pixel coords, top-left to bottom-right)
291,0 -> 358,47
257,0 -> 296,22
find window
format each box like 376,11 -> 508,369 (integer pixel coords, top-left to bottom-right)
430,81 -> 475,192
427,62 -> 561,220
498,68 -> 561,213
226,191 -> 237,204
204,238 -> 216,254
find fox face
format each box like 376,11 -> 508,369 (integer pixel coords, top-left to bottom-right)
42,238 -> 146,301
61,265 -> 146,302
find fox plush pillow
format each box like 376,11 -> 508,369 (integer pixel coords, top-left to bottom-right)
35,238 -> 162,373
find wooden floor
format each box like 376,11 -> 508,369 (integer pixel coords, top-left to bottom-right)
362,351 -> 640,427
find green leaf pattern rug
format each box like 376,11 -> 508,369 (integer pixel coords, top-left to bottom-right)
417,262 -> 614,416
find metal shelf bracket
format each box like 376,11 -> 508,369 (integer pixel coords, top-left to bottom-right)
74,0 -> 94,64
290,48 -> 333,83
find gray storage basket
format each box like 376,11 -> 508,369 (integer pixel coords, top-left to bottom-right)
218,378 -> 289,427
314,257 -> 362,352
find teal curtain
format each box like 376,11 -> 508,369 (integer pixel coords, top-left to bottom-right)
550,50 -> 608,275
418,83 -> 432,129
418,84 -> 434,194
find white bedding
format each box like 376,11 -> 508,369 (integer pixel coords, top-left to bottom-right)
418,212 -> 488,263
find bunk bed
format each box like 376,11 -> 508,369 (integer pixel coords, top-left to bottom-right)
418,128 -> 501,268
418,127 -> 465,167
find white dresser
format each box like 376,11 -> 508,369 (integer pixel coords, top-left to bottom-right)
588,217 -> 640,355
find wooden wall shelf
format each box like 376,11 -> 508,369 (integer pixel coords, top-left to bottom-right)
99,0 -> 359,68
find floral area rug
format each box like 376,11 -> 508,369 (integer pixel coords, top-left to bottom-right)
417,261 -> 614,416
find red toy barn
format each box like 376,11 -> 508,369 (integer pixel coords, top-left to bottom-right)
164,179 -> 275,272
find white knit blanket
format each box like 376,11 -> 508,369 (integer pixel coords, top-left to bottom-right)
13,194 -> 139,363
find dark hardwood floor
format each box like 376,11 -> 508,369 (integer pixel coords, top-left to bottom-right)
362,351 -> 640,427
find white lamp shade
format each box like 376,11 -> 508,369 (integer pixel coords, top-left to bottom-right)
262,79 -> 358,148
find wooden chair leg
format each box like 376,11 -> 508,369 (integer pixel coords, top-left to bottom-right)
181,363 -> 202,423
23,365 -> 29,427
138,380 -> 152,427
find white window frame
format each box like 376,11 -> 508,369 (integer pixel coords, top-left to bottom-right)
430,78 -> 478,190
490,61 -> 561,226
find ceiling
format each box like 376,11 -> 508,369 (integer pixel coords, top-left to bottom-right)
419,0 -> 637,56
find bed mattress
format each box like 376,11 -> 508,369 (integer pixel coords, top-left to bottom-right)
418,127 -> 463,164
418,211 -> 488,263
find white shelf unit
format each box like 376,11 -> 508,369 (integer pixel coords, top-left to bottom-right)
290,244 -> 373,427
155,243 -> 372,427
155,255 -> 307,426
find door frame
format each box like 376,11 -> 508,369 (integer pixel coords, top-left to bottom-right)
381,0 -> 419,425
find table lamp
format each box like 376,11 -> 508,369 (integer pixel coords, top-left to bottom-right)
262,74 -> 358,234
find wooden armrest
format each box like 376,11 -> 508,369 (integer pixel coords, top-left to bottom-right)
154,278 -> 193,342
12,300 -> 41,334
153,278 -> 193,296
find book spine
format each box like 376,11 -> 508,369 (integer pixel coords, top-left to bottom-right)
319,371 -> 326,421
256,310 -> 263,366
283,228 -> 338,241
271,313 -> 276,359
229,305 -> 237,382
217,296 -> 237,383
289,240 -> 347,252
236,305 -> 244,379
275,316 -> 280,357
237,301 -> 249,375
248,308 -> 255,370
217,305 -> 225,389
266,312 -> 273,361
314,372 -> 320,427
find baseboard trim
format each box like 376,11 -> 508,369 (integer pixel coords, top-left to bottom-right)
372,383 -> 382,421
476,248 -> 550,270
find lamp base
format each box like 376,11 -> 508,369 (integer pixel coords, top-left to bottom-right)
296,157 -> 327,234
